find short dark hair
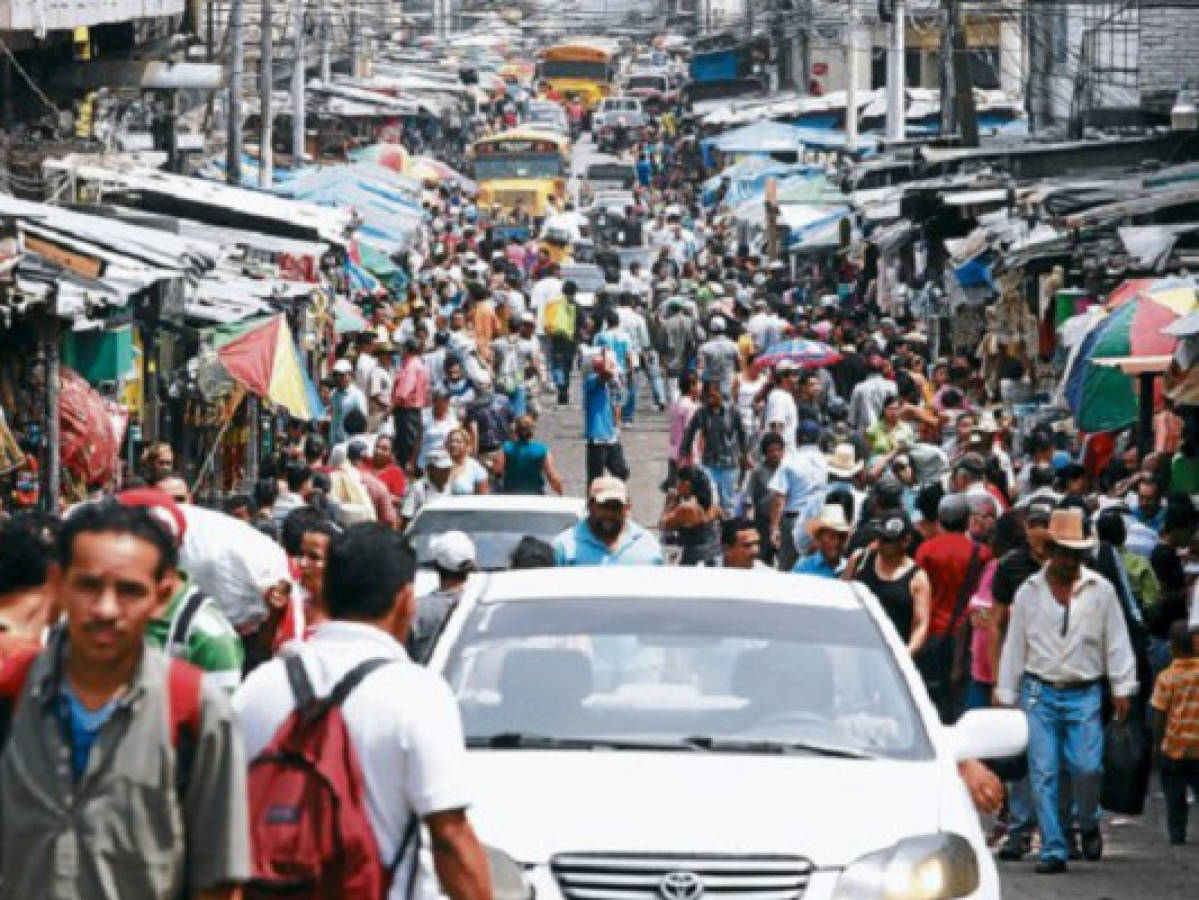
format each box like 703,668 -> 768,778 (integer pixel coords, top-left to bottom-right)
284,462 -> 314,493
303,435 -> 327,465
281,505 -> 332,556
721,517 -> 756,547
1029,463 -> 1055,490
347,440 -> 370,465
343,408 -> 368,437
324,524 -> 416,620
253,477 -> 278,510
1096,508 -> 1127,546
510,535 -> 555,569
0,513 -> 57,595
226,493 -> 257,517
915,482 -> 945,524
57,501 -> 177,580
760,431 -> 785,454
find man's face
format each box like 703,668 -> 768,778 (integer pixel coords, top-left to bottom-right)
1026,517 -> 1050,556
55,532 -> 170,668
724,528 -> 761,569
153,449 -> 174,478
765,443 -> 785,468
956,416 -> 975,444
374,437 -> 393,467
882,401 -> 900,427
817,529 -> 847,563
335,371 -> 352,390
297,531 -> 330,599
704,384 -> 722,410
969,505 -> 997,542
588,499 -> 627,541
1047,544 -> 1084,584
1137,482 -> 1161,516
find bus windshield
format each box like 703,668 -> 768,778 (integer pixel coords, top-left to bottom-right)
474,154 -> 563,180
540,59 -> 609,81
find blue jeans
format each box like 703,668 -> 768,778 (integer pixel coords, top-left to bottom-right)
642,350 -> 665,408
621,368 -> 638,422
1021,677 -> 1103,863
1008,775 -> 1036,838
550,339 -> 576,396
704,465 -> 740,517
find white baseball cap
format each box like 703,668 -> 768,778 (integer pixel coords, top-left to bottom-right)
431,530 -> 476,573
332,359 -> 353,375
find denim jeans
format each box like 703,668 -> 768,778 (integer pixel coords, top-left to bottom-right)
1007,775 -> 1036,838
704,465 -> 740,517
621,368 -> 638,422
642,350 -> 665,408
1020,677 -> 1103,862
549,339 -> 576,398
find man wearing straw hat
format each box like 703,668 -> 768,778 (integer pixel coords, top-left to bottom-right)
995,507 -> 1138,874
792,503 -> 851,578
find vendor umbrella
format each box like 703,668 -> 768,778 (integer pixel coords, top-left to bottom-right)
354,142 -> 411,174
1062,278 -> 1197,432
216,315 -> 320,421
753,339 -> 842,374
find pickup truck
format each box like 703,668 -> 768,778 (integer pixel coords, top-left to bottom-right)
590,97 -> 648,152
622,70 -> 679,115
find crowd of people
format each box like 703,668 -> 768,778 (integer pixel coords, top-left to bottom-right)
0,79 -> 1195,898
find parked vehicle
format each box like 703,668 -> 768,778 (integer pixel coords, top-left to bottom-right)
591,97 -> 648,152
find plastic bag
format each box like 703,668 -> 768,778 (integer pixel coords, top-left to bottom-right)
1099,717 -> 1151,815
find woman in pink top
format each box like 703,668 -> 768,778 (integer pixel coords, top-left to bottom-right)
667,373 -> 701,488
965,511 -> 1025,710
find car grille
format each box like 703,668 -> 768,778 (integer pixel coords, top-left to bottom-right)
551,854 -> 813,900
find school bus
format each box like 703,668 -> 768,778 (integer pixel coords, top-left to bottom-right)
536,39 -> 620,113
469,127 -> 571,219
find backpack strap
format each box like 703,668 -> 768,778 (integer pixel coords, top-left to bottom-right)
166,587 -> 208,660
284,653 -> 316,711
323,658 -> 393,712
285,655 -> 392,721
167,658 -> 204,749
390,815 -> 422,900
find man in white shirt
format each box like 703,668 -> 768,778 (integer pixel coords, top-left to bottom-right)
233,525 -> 492,900
995,508 -> 1137,873
847,356 -> 898,433
764,361 -> 801,454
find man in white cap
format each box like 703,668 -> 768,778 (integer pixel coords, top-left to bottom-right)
399,448 -> 454,529
330,359 -> 368,445
995,507 -> 1137,874
408,531 -> 476,662
697,314 -> 741,401
552,476 -> 663,566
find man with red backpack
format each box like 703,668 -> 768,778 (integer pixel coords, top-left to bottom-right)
233,523 -> 492,900
0,501 -> 250,899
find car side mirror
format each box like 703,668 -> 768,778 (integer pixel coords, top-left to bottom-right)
950,709 -> 1028,762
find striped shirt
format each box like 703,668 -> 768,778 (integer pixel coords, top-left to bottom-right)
144,576 -> 244,693
1151,657 -> 1199,759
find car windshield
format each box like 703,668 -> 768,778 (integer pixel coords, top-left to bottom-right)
474,154 -> 562,180
560,266 -> 606,293
585,164 -> 635,185
443,597 -> 932,760
408,510 -> 578,569
627,76 -> 667,91
604,100 -> 640,112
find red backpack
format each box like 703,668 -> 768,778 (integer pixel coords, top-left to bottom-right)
246,655 -> 417,900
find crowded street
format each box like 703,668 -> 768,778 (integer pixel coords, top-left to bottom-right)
0,2 -> 1197,900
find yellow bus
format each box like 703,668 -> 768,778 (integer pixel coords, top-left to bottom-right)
469,127 -> 571,219
536,39 -> 620,113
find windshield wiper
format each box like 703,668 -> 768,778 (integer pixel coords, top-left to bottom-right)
467,732 -> 701,751
680,736 -> 875,759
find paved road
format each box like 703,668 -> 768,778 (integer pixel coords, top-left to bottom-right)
542,134 -> 1197,898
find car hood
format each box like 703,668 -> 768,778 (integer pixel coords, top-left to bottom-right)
465,750 -> 947,866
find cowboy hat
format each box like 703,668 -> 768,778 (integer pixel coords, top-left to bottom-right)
1047,507 -> 1097,550
825,444 -> 863,478
806,504 -> 852,539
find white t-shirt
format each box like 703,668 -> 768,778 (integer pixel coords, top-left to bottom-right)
233,622 -> 471,900
529,277 -> 563,334
418,409 -> 459,468
764,388 -> 799,454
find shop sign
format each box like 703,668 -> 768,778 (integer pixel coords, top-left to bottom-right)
23,234 -> 105,280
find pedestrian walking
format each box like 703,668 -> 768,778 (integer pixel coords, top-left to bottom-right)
1151,621 -> 1199,845
995,508 -> 1138,873
553,476 -> 663,566
494,414 -> 564,495
680,379 -> 749,516
583,352 -> 630,484
660,466 -> 721,565
0,502 -> 249,899
844,512 -> 931,655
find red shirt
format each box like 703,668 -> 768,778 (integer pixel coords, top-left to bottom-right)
372,463 -> 407,499
915,533 -> 992,636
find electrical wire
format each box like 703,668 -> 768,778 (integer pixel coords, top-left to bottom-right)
0,34 -> 61,119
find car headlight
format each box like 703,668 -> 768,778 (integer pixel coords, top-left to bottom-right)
485,845 -> 535,900
832,834 -> 979,899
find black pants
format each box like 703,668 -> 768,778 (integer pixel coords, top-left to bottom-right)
1161,756 -> 1199,843
586,441 -> 629,484
393,407 -> 422,468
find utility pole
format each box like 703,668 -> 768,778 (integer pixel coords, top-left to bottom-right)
845,4 -> 859,150
226,0 -> 245,185
292,0 -> 306,166
939,0 -> 954,136
350,1 -> 362,75
947,0 -> 978,145
259,0 -> 273,187
319,0 -> 330,82
885,0 -> 906,141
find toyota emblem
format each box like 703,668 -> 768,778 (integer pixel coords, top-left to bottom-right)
658,871 -> 704,900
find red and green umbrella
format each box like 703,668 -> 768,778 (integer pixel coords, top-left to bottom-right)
1063,278 -> 1196,431
214,315 -> 322,421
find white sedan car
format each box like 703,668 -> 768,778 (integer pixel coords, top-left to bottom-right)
429,567 -> 1026,900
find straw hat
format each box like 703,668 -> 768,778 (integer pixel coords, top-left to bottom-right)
806,504 -> 852,539
1047,508 -> 1096,551
825,444 -> 863,478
